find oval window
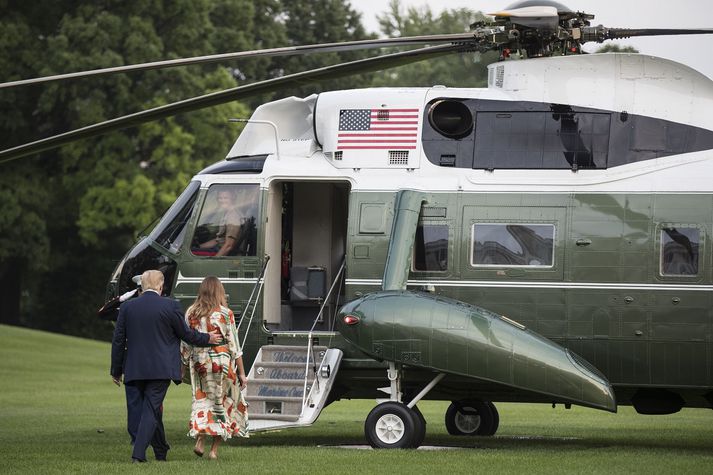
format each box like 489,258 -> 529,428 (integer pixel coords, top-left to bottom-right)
428,100 -> 473,139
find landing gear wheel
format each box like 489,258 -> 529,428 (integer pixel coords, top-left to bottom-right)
484,402 -> 499,436
445,400 -> 498,436
365,402 -> 418,449
410,405 -> 427,448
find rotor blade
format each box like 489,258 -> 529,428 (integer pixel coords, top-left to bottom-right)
489,6 -> 559,30
0,44 -> 467,163
0,33 -> 477,90
605,28 -> 713,40
488,6 -> 558,18
581,26 -> 713,43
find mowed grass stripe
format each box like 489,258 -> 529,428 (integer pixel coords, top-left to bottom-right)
0,323 -> 712,474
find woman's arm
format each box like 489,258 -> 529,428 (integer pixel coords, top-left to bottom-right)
223,308 -> 247,388
236,356 -> 247,389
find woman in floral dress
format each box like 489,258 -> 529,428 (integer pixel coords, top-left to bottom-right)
181,276 -> 248,459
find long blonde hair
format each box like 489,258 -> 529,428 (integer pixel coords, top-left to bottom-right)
187,276 -> 227,326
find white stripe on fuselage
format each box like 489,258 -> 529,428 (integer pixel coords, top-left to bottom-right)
345,279 -> 713,292
176,271 -> 257,285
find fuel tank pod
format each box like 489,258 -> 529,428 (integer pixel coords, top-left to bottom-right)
338,291 -> 616,412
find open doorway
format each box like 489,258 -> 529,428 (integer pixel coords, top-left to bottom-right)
264,180 -> 350,332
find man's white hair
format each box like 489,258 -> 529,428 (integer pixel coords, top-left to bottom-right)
141,270 -> 164,292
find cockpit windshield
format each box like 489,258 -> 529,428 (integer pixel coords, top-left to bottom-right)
190,184 -> 260,257
150,180 -> 201,253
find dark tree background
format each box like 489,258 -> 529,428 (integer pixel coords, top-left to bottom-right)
0,0 -> 496,340
371,0 -> 496,87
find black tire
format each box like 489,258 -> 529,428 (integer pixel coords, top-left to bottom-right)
365,402 -> 418,449
445,400 -> 495,436
483,402 -> 500,436
410,405 -> 427,448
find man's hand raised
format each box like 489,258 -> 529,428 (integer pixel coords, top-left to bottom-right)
208,330 -> 222,345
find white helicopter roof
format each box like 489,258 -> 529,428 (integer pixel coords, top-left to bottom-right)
489,53 -> 713,129
215,53 -> 713,195
227,53 -> 713,162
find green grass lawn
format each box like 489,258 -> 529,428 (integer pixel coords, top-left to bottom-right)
1,324 -> 712,474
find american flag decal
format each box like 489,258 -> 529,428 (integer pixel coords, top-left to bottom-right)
337,108 -> 419,150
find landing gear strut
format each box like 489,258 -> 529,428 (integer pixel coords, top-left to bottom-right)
445,400 -> 499,436
363,363 -> 444,449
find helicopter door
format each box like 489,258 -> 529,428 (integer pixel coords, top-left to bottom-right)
263,180 -> 350,332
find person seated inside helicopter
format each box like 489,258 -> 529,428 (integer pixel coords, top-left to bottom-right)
191,186 -> 258,257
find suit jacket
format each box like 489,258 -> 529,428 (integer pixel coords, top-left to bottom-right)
110,291 -> 211,383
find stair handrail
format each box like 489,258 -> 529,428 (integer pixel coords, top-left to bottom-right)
236,255 -> 270,349
301,257 -> 346,413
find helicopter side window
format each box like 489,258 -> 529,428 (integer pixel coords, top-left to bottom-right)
151,180 -> 201,253
472,223 -> 555,267
473,111 -> 609,170
660,227 -> 700,276
413,224 -> 449,272
191,184 -> 259,257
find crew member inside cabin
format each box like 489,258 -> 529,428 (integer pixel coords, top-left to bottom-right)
192,185 -> 259,257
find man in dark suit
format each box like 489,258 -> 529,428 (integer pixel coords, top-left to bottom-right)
110,269 -> 221,463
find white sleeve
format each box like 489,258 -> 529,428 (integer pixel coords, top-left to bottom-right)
119,289 -> 138,302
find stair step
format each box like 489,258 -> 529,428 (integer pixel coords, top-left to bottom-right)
256,361 -> 310,368
245,395 -> 303,403
247,380 -> 307,399
260,345 -> 328,352
250,378 -> 309,385
251,407 -> 301,416
246,391 -> 304,399
250,413 -> 300,422
253,364 -> 314,381
248,395 -> 303,417
259,345 -> 328,364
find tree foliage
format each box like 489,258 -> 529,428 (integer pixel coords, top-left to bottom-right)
371,0 -> 497,88
595,43 -> 639,53
0,0 -> 380,338
0,0 -> 499,339
0,1 -> 264,336
257,0 -> 375,101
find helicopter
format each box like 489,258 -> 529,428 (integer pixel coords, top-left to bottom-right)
3,1 -> 713,449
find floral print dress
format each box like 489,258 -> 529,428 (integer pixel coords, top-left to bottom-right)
181,305 -> 249,439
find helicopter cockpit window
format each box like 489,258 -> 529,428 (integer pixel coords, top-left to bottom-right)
413,224 -> 449,272
472,223 -> 555,267
191,184 -> 259,257
151,180 -> 201,253
660,227 -> 700,276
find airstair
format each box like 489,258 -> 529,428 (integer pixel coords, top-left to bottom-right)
238,256 -> 346,432
245,344 -> 343,431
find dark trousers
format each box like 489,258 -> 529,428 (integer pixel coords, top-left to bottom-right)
125,383 -> 141,444
127,379 -> 171,461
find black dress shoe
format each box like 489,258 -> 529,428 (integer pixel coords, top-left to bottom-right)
132,458 -> 146,463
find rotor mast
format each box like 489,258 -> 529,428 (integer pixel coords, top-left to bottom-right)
481,1 -> 713,59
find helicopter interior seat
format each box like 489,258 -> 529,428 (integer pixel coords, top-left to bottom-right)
289,266 -> 327,306
277,266 -> 328,331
